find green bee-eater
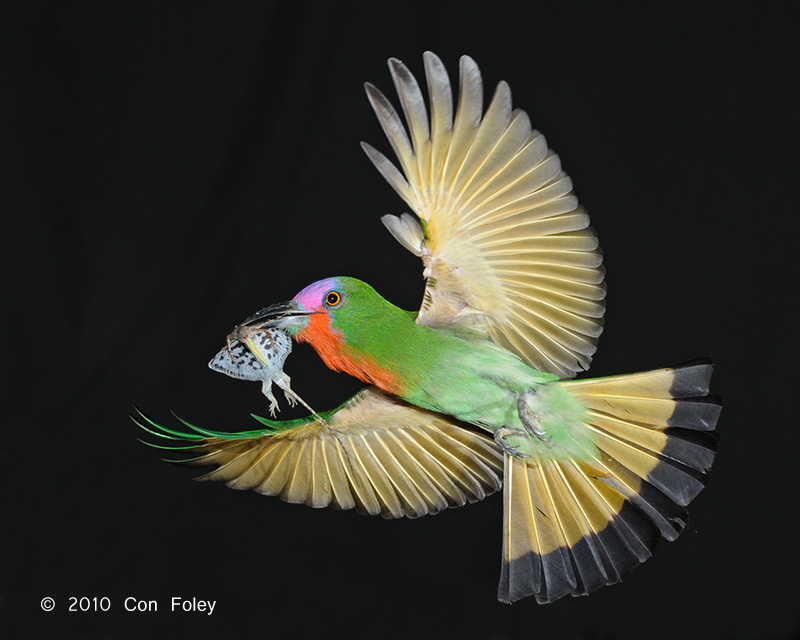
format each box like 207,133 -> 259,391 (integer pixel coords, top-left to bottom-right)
138,52 -> 720,604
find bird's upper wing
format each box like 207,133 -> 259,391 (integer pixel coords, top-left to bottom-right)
136,386 -> 502,519
362,52 -> 605,378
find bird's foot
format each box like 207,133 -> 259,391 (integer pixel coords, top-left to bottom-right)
494,427 -> 531,459
517,390 -> 550,442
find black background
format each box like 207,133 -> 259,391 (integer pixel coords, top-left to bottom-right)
2,2 -> 798,639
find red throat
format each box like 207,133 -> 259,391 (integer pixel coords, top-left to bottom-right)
295,313 -> 402,394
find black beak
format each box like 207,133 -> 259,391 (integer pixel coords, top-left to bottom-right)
239,300 -> 313,330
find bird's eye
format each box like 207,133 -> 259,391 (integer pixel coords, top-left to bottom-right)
325,291 -> 342,306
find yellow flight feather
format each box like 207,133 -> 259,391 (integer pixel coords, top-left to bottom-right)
364,52 -> 606,378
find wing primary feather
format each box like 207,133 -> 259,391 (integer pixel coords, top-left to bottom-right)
500,281 -> 605,318
321,435 -> 356,510
181,441 -> 256,467
452,81 -> 513,204
454,132 -> 550,229
307,438 -> 327,508
423,51 -> 453,199
466,202 -> 586,243
406,427 -> 486,499
384,430 -> 450,511
497,273 -> 606,300
226,439 -> 283,490
429,427 -> 503,489
360,142 -> 415,209
495,320 -> 569,378
355,432 -> 404,518
507,307 -> 597,360
364,82 -> 421,202
441,55 -> 483,197
195,440 -> 274,483
461,153 -> 565,229
482,231 -> 598,254
388,57 -> 431,190
371,430 -> 429,517
456,109 -> 533,216
393,429 -> 470,506
341,434 -> 383,516
507,297 -> 604,338
259,440 -> 300,496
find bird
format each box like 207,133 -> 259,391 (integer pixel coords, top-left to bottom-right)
137,52 -> 720,604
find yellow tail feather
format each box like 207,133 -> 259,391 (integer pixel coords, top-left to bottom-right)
499,359 -> 720,603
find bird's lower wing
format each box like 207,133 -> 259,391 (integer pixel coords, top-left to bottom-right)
136,387 -> 502,519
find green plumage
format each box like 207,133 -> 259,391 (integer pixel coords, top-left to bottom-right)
321,278 -> 595,461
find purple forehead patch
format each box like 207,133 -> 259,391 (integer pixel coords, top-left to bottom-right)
294,277 -> 339,311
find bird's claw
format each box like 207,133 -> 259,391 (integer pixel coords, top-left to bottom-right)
518,390 -> 550,442
494,427 -> 531,459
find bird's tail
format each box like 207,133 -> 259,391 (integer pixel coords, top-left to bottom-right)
498,359 -> 720,604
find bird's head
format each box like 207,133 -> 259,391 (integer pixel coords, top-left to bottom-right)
241,276 -> 380,342
242,277 -> 400,384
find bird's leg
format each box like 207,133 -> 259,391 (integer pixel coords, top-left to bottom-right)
494,427 -> 532,459
518,389 -> 550,442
